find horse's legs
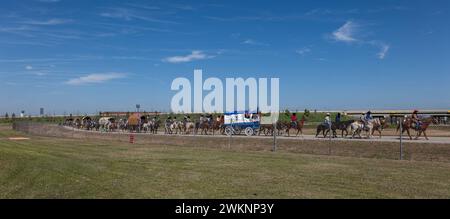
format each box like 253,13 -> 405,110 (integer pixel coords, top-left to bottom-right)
323,129 -> 328,138
315,127 -> 321,137
415,130 -> 422,140
424,130 -> 429,140
406,129 -> 412,140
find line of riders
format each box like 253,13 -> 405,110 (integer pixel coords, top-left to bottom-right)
315,109 -> 437,140
63,110 -> 437,140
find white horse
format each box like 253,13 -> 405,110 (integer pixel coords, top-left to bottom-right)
143,121 -> 153,133
350,119 -> 374,138
99,117 -> 113,132
170,121 -> 183,134
184,121 -> 195,134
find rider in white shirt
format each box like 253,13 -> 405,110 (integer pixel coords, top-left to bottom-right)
324,113 -> 331,129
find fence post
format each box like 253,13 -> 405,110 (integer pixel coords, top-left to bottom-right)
272,122 -> 277,152
399,118 -> 403,160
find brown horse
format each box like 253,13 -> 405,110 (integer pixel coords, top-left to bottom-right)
211,119 -> 224,135
285,116 -> 306,137
397,116 -> 438,140
198,120 -> 211,135
258,120 -> 286,136
258,124 -> 274,136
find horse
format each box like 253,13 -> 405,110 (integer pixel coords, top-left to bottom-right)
371,117 -> 388,138
168,120 -> 183,134
198,120 -> 212,135
63,118 -> 74,126
258,124 -> 274,136
316,120 -> 355,138
285,116 -> 306,137
149,119 -> 160,134
98,117 -> 115,132
275,121 -> 288,136
315,123 -> 332,138
210,119 -> 224,135
117,119 -> 127,132
164,120 -> 173,134
350,119 -> 374,139
81,116 -> 92,130
397,116 -> 437,140
183,121 -> 195,134
143,122 -> 152,133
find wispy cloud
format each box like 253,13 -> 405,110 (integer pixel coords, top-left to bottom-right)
332,21 -> 358,42
0,26 -> 37,36
100,7 -> 177,24
305,8 -> 360,16
330,21 -> 390,60
65,73 -> 126,85
25,65 -> 33,70
242,39 -> 269,46
163,50 -> 215,63
377,44 -> 390,59
296,47 -> 311,56
20,18 -> 72,25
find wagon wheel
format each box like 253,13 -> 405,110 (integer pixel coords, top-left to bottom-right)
244,127 -> 254,136
234,127 -> 242,135
225,126 -> 234,136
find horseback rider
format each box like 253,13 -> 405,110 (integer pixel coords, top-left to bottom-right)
362,111 -> 373,129
207,114 -> 213,126
165,116 -> 172,125
290,113 -> 298,128
411,110 -> 421,130
335,112 -> 341,123
324,113 -> 331,129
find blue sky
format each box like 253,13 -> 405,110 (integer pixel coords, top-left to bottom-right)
0,0 -> 449,115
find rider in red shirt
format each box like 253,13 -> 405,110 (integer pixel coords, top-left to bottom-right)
291,113 -> 298,127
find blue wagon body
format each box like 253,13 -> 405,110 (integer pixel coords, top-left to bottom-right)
223,111 -> 260,136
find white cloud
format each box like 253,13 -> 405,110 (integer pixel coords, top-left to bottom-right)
242,39 -> 268,46
25,65 -> 33,70
296,47 -> 311,56
21,18 -> 72,25
65,73 -> 126,85
377,44 -> 390,59
332,21 -> 358,42
163,50 -> 214,63
330,21 -> 391,60
100,8 -> 177,24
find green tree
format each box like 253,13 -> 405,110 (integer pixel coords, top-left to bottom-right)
5,113 -> 8,119
304,109 -> 310,117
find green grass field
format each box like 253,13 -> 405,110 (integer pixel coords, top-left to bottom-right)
1,126 -> 450,198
